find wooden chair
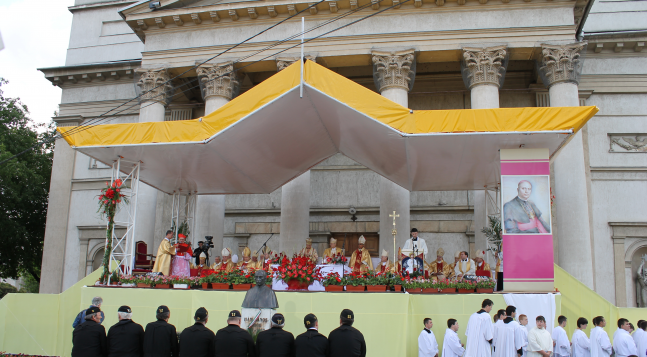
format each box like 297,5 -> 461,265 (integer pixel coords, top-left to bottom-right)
134,241 -> 155,271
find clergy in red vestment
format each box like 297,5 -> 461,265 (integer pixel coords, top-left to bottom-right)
375,249 -> 394,273
170,233 -> 193,277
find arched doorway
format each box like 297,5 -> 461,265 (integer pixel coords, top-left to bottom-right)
92,248 -> 105,273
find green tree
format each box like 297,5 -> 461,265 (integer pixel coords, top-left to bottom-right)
0,78 -> 55,284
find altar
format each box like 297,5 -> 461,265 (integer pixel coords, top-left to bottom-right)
272,264 -> 352,291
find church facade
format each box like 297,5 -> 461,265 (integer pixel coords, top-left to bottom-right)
38,0 -> 647,307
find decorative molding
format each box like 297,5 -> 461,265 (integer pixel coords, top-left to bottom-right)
328,1 -> 338,12
371,49 -> 415,93
539,42 -> 586,87
590,167 -> 647,181
267,6 -> 277,17
247,8 -> 258,19
276,55 -> 317,72
154,17 -> 166,28
190,13 -> 202,24
39,61 -> 140,87
135,68 -> 172,104
287,4 -> 296,15
172,15 -> 183,26
53,115 -> 84,127
309,3 -> 318,14
609,134 -> 647,153
196,62 -> 241,101
461,45 -> 507,89
229,9 -> 239,21
209,11 -> 220,22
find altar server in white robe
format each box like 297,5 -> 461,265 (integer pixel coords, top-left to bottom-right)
494,306 -> 525,357
590,316 -> 612,357
466,299 -> 495,357
572,318 -> 591,357
444,319 -> 466,357
493,310 -> 507,353
633,321 -> 647,357
519,315 -> 530,357
614,318 -> 638,357
419,318 -> 439,357
527,316 -> 553,357
553,316 -> 571,357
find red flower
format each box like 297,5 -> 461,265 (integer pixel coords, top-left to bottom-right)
245,274 -> 250,278
115,179 -> 122,187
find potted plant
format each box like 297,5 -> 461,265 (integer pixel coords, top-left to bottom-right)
230,270 -> 254,290
476,277 -> 496,293
275,254 -> 318,290
389,273 -> 405,292
322,272 -> 344,292
403,278 -> 424,294
343,273 -> 366,292
365,271 -> 388,292
456,279 -> 476,293
119,274 -> 136,287
173,276 -> 194,289
153,275 -> 172,289
210,271 -> 231,290
422,279 -> 439,294
437,279 -> 456,293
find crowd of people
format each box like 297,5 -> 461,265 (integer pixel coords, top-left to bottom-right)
150,228 -> 503,286
418,299 -> 645,357
71,296 -> 366,357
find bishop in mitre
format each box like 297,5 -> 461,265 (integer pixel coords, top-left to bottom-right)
237,247 -> 254,272
375,249 -> 394,274
219,248 -> 236,272
429,248 -> 452,280
323,238 -> 341,263
152,230 -> 176,276
475,250 -> 491,277
350,235 -> 373,274
299,238 -> 319,263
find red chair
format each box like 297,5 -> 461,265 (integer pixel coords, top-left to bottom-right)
134,241 -> 155,271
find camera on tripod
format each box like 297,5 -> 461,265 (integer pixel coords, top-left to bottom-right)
204,236 -> 214,248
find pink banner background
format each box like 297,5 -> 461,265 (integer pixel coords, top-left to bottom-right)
500,162 -> 550,175
502,235 -> 554,279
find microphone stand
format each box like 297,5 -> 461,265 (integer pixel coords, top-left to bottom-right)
342,233 -> 347,279
256,233 -> 274,257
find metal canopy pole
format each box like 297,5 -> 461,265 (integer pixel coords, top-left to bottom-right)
107,158 -> 140,280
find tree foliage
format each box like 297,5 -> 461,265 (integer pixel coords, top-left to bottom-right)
0,78 -> 55,283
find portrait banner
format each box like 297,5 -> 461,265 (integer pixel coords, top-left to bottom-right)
501,149 -> 554,292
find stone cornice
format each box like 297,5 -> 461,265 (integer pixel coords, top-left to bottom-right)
68,0 -> 137,12
39,60 -> 141,87
121,0 -> 580,42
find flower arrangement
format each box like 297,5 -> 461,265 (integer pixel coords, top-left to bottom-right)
97,178 -> 129,284
324,253 -> 347,265
170,276 -> 199,285
119,274 -> 138,285
455,279 -> 477,290
341,272 -> 366,287
228,270 -> 255,285
434,279 -> 456,289
402,278 -> 428,290
274,254 -> 320,284
151,275 -> 175,286
476,277 -> 496,289
321,272 -> 343,286
364,271 -> 389,286
200,271 -> 228,284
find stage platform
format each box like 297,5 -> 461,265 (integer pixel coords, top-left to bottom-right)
1,266 -> 645,357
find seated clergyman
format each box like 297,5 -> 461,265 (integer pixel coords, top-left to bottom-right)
375,249 -> 394,274
300,238 -> 318,263
429,248 -> 451,280
454,251 -> 475,280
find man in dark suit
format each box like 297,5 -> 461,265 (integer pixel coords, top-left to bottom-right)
72,306 -> 108,357
255,313 -> 295,357
295,313 -> 328,357
178,307 -> 216,357
503,180 -> 551,234
215,310 -> 256,357
328,309 -> 366,357
143,305 -> 179,357
107,305 -> 145,357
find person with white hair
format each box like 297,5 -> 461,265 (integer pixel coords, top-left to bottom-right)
376,249 -> 394,273
349,235 -> 373,274
210,255 -> 222,270
218,248 -> 235,272
323,238 -> 342,263
72,306 -> 107,357
107,305 -> 145,357
73,296 -> 105,328
256,313 -> 296,357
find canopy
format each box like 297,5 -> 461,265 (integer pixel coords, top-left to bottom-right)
58,61 -> 598,194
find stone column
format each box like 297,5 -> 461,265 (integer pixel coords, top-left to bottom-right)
194,62 -> 241,255
539,42 -> 595,289
372,49 -> 414,254
462,46 -> 507,258
135,68 -> 172,253
276,57 -> 314,253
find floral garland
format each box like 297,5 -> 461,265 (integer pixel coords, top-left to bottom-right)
324,253 -> 347,265
97,179 -> 128,284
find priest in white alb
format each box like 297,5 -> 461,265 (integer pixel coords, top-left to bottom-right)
634,321 -> 647,357
519,315 -> 530,357
572,318 -> 591,357
590,316 -> 612,357
527,316 -> 553,357
493,309 -> 507,353
494,306 -> 525,357
419,318 -> 439,357
613,318 -> 638,357
553,316 -> 571,357
444,319 -> 466,357
466,299 -> 495,357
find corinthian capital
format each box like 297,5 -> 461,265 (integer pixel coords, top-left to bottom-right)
462,46 -> 508,89
135,68 -> 173,104
276,55 -> 317,72
371,49 -> 415,92
539,42 -> 586,88
196,62 -> 241,101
